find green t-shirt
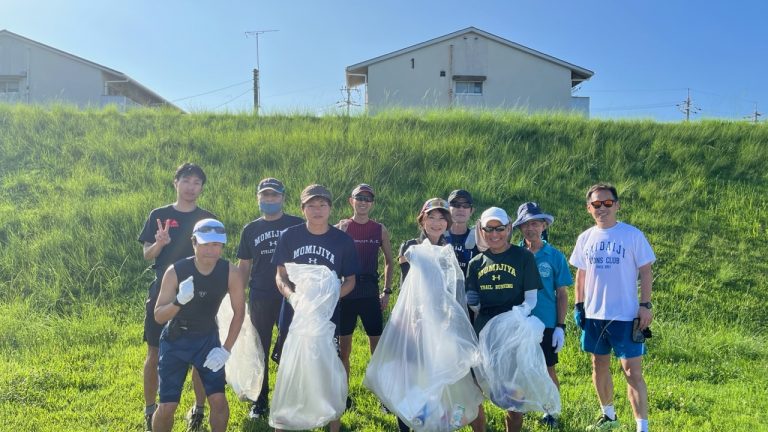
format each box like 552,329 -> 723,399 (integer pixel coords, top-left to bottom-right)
466,245 -> 543,332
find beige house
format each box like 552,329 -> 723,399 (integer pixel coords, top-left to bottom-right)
0,30 -> 178,110
346,27 -> 593,115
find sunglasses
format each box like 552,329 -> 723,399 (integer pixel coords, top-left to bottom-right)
353,195 -> 374,202
450,202 -> 472,209
195,225 -> 226,234
481,225 -> 508,233
590,199 -> 616,209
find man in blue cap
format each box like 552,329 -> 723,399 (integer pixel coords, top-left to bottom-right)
236,177 -> 303,419
513,202 -> 572,429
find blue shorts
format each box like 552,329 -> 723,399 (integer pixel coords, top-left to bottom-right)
158,328 -> 225,403
581,319 -> 645,359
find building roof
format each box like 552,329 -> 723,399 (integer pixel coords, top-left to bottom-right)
346,27 -> 594,88
0,29 -> 181,110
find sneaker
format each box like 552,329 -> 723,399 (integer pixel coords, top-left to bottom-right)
346,396 -> 354,411
185,406 -> 205,432
540,414 -> 559,429
144,412 -> 153,432
248,400 -> 268,419
585,414 -> 620,431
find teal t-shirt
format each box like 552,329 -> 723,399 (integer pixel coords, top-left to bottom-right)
527,242 -> 573,328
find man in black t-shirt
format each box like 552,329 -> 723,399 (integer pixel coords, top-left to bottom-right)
235,178 -> 303,419
137,163 -> 215,431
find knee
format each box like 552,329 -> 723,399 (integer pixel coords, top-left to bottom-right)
208,393 -> 229,412
623,365 -> 645,386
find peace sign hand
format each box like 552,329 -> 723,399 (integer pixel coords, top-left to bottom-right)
155,218 -> 172,247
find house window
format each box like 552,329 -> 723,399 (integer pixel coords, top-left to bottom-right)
455,81 -> 482,95
0,80 -> 20,93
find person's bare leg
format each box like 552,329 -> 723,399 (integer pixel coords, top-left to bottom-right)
151,402 -> 178,432
621,356 -> 648,420
207,393 -> 229,432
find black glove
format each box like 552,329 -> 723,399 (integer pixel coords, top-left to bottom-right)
574,302 -> 586,330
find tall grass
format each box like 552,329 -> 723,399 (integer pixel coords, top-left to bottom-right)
0,105 -> 766,430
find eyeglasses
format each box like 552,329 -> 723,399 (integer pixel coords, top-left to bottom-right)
450,202 -> 472,209
481,225 -> 508,233
195,225 -> 226,234
590,199 -> 616,209
353,195 -> 374,202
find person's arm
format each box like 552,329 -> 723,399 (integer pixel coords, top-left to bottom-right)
154,266 -> 180,324
143,219 -> 171,261
340,275 -> 356,298
236,259 -> 252,292
555,286 -> 568,326
574,268 -> 585,303
275,265 -> 295,299
637,263 -> 653,329
221,265 -> 246,351
380,225 -> 395,308
398,256 -> 410,286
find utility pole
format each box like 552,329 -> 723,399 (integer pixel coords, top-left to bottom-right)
245,29 -> 279,114
745,103 -> 762,124
337,86 -> 360,116
676,88 -> 701,121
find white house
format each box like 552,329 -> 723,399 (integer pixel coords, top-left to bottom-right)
346,27 -> 593,115
0,30 -> 179,111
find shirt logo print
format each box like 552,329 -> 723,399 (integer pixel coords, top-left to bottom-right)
491,274 -> 501,281
308,258 -> 318,264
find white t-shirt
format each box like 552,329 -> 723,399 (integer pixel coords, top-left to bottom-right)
570,222 -> 655,321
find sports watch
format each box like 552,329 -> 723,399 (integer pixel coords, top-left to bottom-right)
639,301 -> 652,309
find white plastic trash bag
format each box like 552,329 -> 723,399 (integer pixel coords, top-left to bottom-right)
269,263 -> 347,430
365,241 -> 483,431
475,307 -> 561,415
216,294 -> 265,401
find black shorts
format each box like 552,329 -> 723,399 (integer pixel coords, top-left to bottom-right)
339,297 -> 383,337
143,279 -> 163,347
539,327 -> 558,367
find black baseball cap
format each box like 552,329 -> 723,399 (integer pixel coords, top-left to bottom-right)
258,178 -> 285,194
448,189 -> 473,205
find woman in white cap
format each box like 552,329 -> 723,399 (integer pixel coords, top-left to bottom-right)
465,207 -> 543,432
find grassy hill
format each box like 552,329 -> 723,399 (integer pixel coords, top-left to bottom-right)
0,104 -> 766,431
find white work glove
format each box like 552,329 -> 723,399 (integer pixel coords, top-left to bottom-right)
176,276 -> 195,305
552,327 -> 565,353
203,347 -> 230,372
466,290 -> 481,315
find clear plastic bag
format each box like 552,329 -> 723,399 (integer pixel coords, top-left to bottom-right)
365,241 -> 483,431
475,307 -> 561,415
216,294 -> 265,401
269,263 -> 347,430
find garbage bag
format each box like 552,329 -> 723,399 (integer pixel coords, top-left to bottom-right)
475,307 -> 561,415
365,241 -> 483,431
269,263 -> 347,430
216,294 -> 265,401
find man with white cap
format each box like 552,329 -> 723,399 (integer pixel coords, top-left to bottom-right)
512,202 -> 572,429
236,177 -> 303,419
272,184 -> 359,432
152,218 -> 246,432
465,207 -> 542,432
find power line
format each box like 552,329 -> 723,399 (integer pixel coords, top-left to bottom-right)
171,79 -> 251,103
212,87 -> 253,110
245,29 -> 279,114
677,88 -> 701,121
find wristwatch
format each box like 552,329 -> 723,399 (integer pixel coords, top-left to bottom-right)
383,289 -> 393,295
639,301 -> 652,309
556,323 -> 566,331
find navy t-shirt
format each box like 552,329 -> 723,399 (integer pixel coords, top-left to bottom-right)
444,228 -> 479,276
138,205 -> 216,280
236,214 -> 304,303
272,224 -> 360,280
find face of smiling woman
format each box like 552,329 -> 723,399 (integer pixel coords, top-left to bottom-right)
421,210 -> 448,244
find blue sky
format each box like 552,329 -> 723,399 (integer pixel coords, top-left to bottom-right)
3,1 -> 767,121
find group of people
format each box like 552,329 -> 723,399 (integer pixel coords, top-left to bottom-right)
137,162 -> 655,432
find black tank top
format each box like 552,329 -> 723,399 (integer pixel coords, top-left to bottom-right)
172,257 -> 229,332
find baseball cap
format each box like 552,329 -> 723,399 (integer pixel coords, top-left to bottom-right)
479,207 -> 510,227
300,184 -> 332,205
420,197 -> 450,214
258,177 -> 285,194
351,183 -> 375,197
192,218 -> 227,244
511,202 -> 554,229
448,189 -> 473,205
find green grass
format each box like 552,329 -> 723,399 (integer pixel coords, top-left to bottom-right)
0,104 -> 766,431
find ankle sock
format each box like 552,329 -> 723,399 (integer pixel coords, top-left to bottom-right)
145,404 -> 157,416
636,418 -> 648,431
601,405 -> 616,420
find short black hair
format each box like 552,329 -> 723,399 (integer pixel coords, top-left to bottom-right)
586,183 -> 618,202
174,162 -> 207,185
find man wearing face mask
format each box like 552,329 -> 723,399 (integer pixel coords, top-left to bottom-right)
236,178 -> 303,419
